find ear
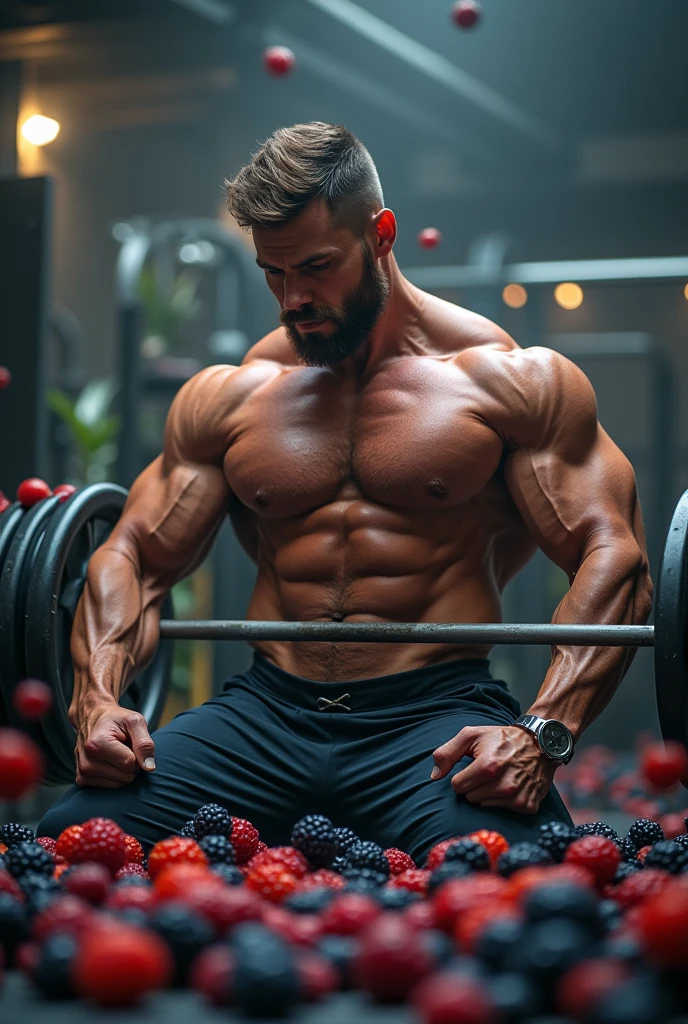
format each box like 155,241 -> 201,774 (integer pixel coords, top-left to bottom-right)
371,208 -> 397,257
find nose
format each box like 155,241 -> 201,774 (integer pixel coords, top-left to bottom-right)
282,276 -> 313,311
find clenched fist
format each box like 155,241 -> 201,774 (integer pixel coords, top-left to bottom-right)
70,701 -> 156,789
431,724 -> 557,814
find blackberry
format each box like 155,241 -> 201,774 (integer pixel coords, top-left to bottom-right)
0,892 -> 29,962
179,820 -> 196,838
610,861 -> 641,885
284,887 -> 335,915
0,823 -> 36,848
627,818 -> 664,850
420,929 -> 454,966
343,840 -> 390,880
672,833 -> 688,848
210,863 -> 244,886
538,822 -> 578,863
193,804 -> 233,840
427,860 -> 472,895
378,887 -> 420,911
643,839 -> 688,875
575,821 -> 619,843
331,855 -> 348,874
291,814 -> 338,869
198,835 -> 235,866
523,881 -> 603,936
443,838 -> 490,872
5,841 -> 54,879
232,923 -> 300,1018
497,842 -> 552,878
31,933 -> 79,999
316,935 -> 360,988
149,903 -> 214,984
341,867 -> 388,891
616,836 -> 639,863
334,826 -> 359,855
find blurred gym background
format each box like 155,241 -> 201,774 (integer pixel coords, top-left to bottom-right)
1,0 -> 687,820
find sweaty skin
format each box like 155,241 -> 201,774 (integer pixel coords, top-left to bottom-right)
69,200 -> 653,811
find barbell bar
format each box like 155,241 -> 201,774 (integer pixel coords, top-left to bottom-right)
158,620 -> 655,646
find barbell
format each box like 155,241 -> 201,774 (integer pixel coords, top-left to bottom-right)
1,481 -> 687,784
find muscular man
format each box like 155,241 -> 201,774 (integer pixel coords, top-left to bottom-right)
38,123 -> 653,862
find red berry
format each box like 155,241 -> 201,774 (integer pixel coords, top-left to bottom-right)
297,868 -> 346,890
72,923 -> 173,1006
613,869 -> 671,909
245,861 -> 299,904
403,900 -> 437,932
564,836 -> 620,887
123,834 -> 144,864
32,894 -> 93,942
229,817 -> 260,864
53,483 -> 77,503
639,883 -> 688,969
455,903 -> 520,954
556,958 -> 630,1017
72,817 -> 127,874
641,741 -> 688,790
417,227 -> 442,250
249,845 -> 309,879
466,829 -> 510,869
114,863 -> 149,882
385,848 -> 416,876
16,477 -> 52,507
506,863 -> 594,902
296,951 -> 339,1002
154,862 -> 212,899
0,728 -> 44,799
410,970 -> 496,1024
105,885 -> 158,914
189,944 -> 235,1005
55,824 -> 83,862
14,941 -> 38,974
451,1 -> 482,30
637,845 -> 652,864
0,869 -> 24,902
184,881 -> 262,937
659,813 -> 687,840
12,679 -> 53,720
389,868 -> 430,897
426,837 -> 464,871
0,494 -> 10,514
148,837 -> 207,880
432,875 -> 508,935
320,893 -> 381,936
353,912 -> 434,1002
0,366 -> 11,389
263,46 -> 296,77
35,837 -> 57,857
64,863 -> 112,905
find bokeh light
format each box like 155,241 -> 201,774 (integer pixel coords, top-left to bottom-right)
684,282 -> 688,301
554,282 -> 584,310
20,115 -> 60,147
502,283 -> 528,309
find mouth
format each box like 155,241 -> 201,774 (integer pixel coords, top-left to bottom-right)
295,319 -> 327,332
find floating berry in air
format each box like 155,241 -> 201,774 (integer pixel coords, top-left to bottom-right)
13,679 -> 53,720
451,1 -> 482,30
0,729 -> 44,800
0,366 -> 11,389
263,46 -> 296,77
417,227 -> 442,250
641,741 -> 688,790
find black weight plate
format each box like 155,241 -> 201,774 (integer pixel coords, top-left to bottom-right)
25,483 -> 175,784
654,487 -> 688,753
0,501 -> 28,725
0,495 -> 63,709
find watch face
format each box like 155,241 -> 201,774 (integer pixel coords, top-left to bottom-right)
540,721 -> 572,759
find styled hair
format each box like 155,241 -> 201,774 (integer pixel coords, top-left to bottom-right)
224,122 -> 384,233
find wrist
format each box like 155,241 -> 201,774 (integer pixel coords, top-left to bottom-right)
525,705 -> 582,744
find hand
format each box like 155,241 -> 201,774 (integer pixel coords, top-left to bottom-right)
71,701 -> 156,789
431,724 -> 557,814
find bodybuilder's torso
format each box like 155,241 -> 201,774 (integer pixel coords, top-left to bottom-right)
215,291 -> 538,682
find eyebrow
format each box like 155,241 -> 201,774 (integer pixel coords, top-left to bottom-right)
255,251 -> 335,271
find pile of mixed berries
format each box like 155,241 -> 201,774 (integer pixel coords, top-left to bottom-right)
1,806 -> 688,1021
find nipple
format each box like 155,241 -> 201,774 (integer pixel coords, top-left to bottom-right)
428,479 -> 447,499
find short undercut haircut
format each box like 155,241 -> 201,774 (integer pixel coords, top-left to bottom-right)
224,122 -> 384,234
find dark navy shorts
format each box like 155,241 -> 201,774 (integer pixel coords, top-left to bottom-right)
37,652 -> 572,866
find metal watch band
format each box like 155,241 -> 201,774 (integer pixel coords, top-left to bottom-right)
513,714 -> 574,764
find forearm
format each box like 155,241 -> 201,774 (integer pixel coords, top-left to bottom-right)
69,544 -> 166,715
526,535 -> 653,742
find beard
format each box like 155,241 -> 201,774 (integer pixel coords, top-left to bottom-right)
281,243 -> 390,368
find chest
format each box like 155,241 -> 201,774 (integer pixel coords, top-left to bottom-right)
224,360 -> 505,517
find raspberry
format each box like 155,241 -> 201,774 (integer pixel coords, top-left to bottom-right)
72,923 -> 173,1006
55,825 -> 83,862
105,885 -> 158,914
36,837 -> 58,858
320,892 -> 381,936
425,837 -> 464,871
253,841 -> 268,857
538,822 -> 578,863
343,841 -> 390,880
154,863 -> 212,900
637,845 -> 652,863
444,838 -> 491,872
638,884 -> 688,969
352,913 -> 434,1001
198,835 -> 235,866
0,728 -> 44,800
643,839 -> 688,875
245,862 -> 299,903
384,848 -> 416,876
388,868 -> 430,896
148,837 -> 208,880
124,835 -> 144,865
575,822 -> 619,842
613,869 -> 671,909
0,824 -> 35,849
193,804 -> 233,840
466,829 -> 509,869
189,944 -> 235,1006
32,894 -> 93,942
297,869 -> 346,891
295,951 -> 338,1003
497,843 -> 552,878
0,868 -> 24,901
291,815 -> 338,868
115,864 -> 149,882
556,958 -> 630,1017
432,874 -> 508,935
229,818 -> 260,864
410,971 -> 494,1022
5,842 -> 54,879
72,818 -> 127,874
627,818 -> 664,850
640,741 -> 688,790
564,836 -> 620,887
249,846 -> 309,879
63,863 -> 111,905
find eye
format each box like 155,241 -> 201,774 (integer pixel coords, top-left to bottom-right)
309,263 -> 330,273
265,269 -> 282,277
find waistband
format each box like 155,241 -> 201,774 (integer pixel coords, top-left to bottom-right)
237,651 -> 505,713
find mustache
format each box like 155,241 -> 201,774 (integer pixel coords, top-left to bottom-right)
280,307 -> 345,327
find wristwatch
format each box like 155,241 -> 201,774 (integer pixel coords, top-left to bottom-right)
513,714 -> 575,764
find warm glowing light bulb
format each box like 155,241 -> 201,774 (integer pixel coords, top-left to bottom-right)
20,115 -> 60,147
684,282 -> 688,301
554,282 -> 583,310
502,283 -> 528,309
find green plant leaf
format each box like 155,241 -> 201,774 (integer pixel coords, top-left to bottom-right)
74,377 -> 118,427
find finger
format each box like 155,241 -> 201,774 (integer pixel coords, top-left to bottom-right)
83,735 -> 138,773
77,754 -> 138,784
431,726 -> 480,779
125,713 -> 156,771
451,753 -> 503,794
